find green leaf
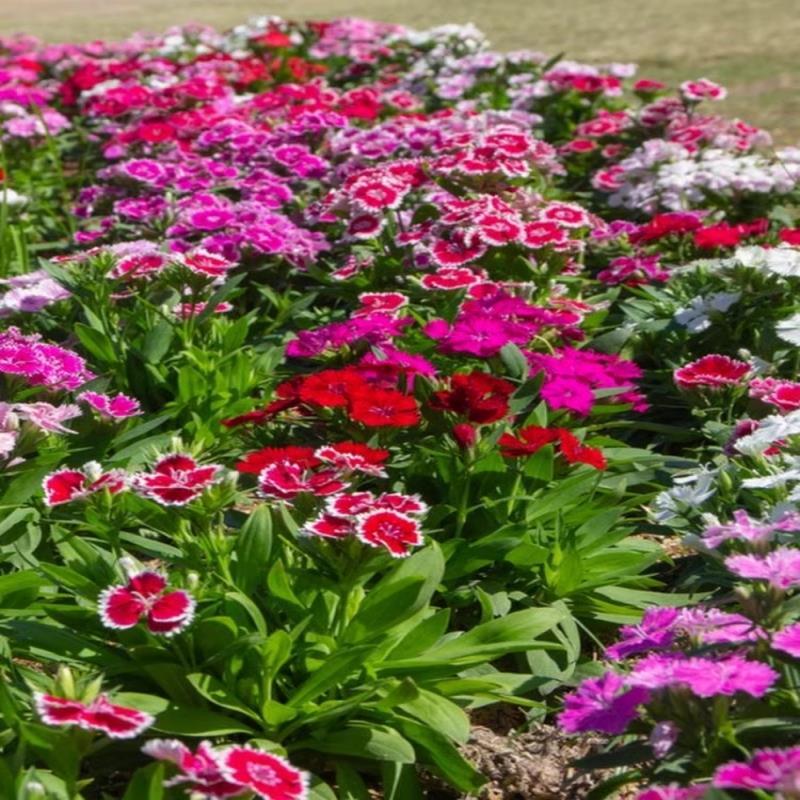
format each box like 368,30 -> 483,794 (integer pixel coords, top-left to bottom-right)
345,544 -> 444,643
141,318 -> 175,363
233,506 -> 273,595
74,323 -> 117,364
304,724 -> 415,763
336,764 -> 370,800
121,763 -> 165,800
187,673 -> 261,722
288,646 -> 374,708
154,707 -> 255,736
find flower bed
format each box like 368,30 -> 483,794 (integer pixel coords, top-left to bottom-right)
0,14 -> 799,800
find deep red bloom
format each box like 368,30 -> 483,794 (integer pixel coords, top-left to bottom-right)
779,228 -> 800,245
430,371 -> 515,424
221,746 -> 308,800
237,446 -> 319,475
674,355 -> 750,390
693,224 -> 743,250
355,510 -> 423,557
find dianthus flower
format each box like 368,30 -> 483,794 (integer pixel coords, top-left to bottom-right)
558,672 -> 649,735
674,354 -> 750,390
725,547 -> 800,590
714,747 -> 800,793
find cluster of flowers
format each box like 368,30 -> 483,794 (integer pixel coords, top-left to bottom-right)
559,505 -> 800,798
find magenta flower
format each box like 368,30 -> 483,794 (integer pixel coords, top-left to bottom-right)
605,607 -> 679,660
630,653 -> 778,698
80,391 -> 142,420
636,786 -> 707,800
558,672 -> 649,735
540,377 -> 595,416
772,623 -> 800,658
676,607 -> 763,645
43,462 -> 127,506
714,747 -> 800,792
725,547 -> 800,590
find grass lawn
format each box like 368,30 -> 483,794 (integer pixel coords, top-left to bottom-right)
3,0 -> 799,142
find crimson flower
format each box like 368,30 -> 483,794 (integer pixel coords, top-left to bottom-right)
98,569 -> 194,635
674,354 -> 750,390
430,371 -> 514,424
132,453 -> 223,506
43,462 -> 127,506
36,692 -> 154,739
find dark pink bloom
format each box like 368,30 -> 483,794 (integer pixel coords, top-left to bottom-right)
79,391 -> 141,420
636,786 -> 707,800
725,547 -> 800,590
714,747 -> 800,792
772,623 -> 800,658
36,692 -> 154,739
98,569 -> 194,636
605,607 -> 679,660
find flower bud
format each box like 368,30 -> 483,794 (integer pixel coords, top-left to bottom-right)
452,423 -> 477,450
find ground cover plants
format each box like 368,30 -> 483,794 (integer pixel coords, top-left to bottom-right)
0,14 -> 799,800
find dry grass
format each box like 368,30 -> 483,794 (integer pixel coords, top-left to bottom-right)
2,0 -> 798,141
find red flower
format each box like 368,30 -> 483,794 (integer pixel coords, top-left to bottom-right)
314,442 -> 389,476
693,224 -> 743,250
237,446 -> 319,475
36,693 -> 154,739
632,212 -> 703,243
452,423 -> 477,449
299,369 -> 368,408
355,509 -> 423,557
556,429 -> 607,470
499,426 -> 560,458
132,453 -> 222,506
674,355 -> 750,390
98,570 -> 194,636
779,228 -> 800,246
43,462 -> 126,506
221,746 -> 308,800
348,389 -> 420,427
178,249 -> 236,279
420,267 -> 483,291
430,371 -> 515,424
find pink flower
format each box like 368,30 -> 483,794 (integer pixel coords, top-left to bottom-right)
674,354 -> 750,390
221,746 -> 308,800
36,692 -> 154,739
0,327 -> 94,390
676,607 -> 762,645
354,292 -> 407,317
714,747 -> 800,792
540,377 -> 595,416
420,267 -> 483,291
79,391 -> 142,420
143,739 -> 244,798
43,462 -> 127,506
258,460 -> 347,502
355,509 -> 423,557
558,672 -> 649,735
175,301 -> 234,319
772,623 -> 800,658
98,569 -> 194,636
680,78 -> 727,102
605,607 -> 679,660
15,402 -> 82,433
630,653 -> 778,698
177,249 -> 237,280
702,509 -> 800,548
133,453 -> 223,506
725,547 -> 800,590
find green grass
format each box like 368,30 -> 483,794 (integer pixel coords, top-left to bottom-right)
4,0 -> 799,141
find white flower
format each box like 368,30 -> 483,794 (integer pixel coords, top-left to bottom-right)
742,457 -> 800,489
1,187 -> 28,207
776,312 -> 800,346
734,244 -> 800,277
674,291 -> 740,333
735,411 -> 800,456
